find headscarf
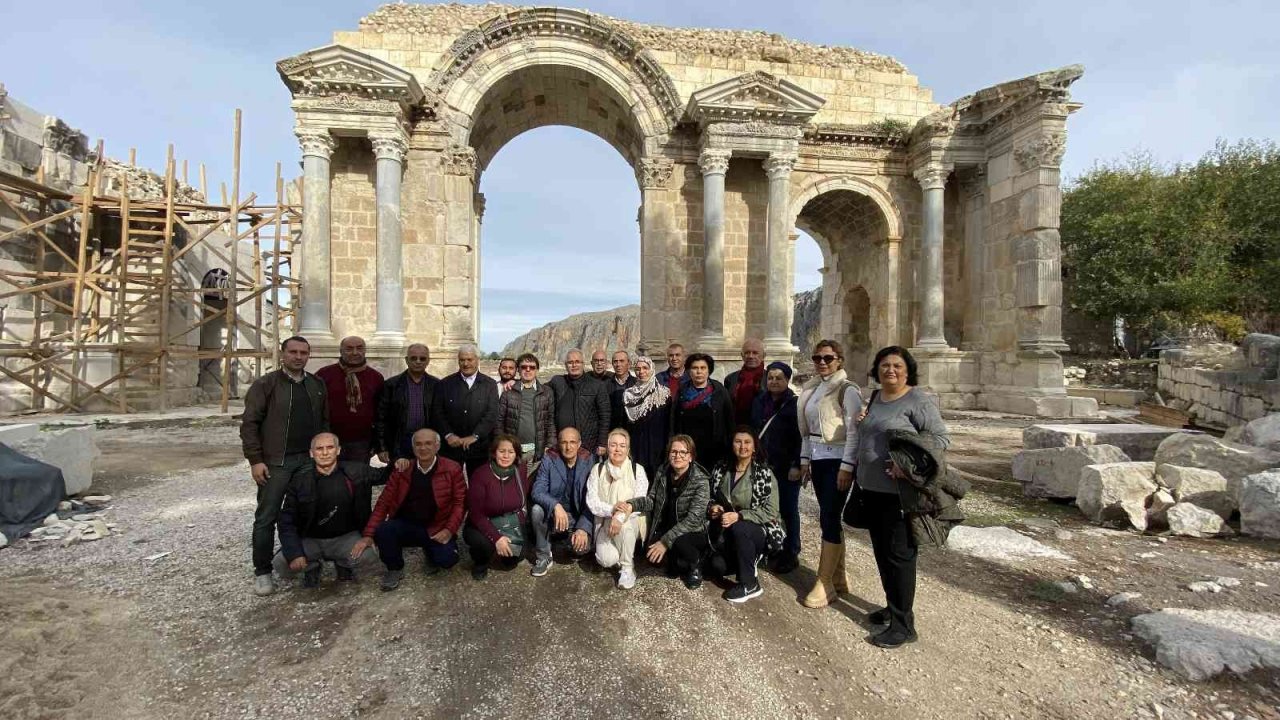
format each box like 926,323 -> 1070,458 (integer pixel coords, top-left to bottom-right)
623,355 -> 670,423
758,361 -> 797,424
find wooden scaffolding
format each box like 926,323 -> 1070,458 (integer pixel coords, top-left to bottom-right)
0,111 -> 302,414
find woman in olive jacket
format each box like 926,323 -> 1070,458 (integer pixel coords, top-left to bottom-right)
706,427 -> 784,604
616,434 -> 710,590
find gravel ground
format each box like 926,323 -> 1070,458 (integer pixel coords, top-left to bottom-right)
2,419 -> 1280,719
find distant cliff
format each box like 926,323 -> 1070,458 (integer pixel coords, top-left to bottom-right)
499,290 -> 823,360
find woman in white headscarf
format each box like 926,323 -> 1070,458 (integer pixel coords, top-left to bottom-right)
619,354 -> 672,478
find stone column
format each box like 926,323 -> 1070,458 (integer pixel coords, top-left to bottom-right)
441,145 -> 477,350
698,149 -> 731,348
297,129 -> 337,344
471,192 -> 485,347
913,164 -> 952,350
637,158 -> 675,353
960,167 -> 987,350
370,131 -> 408,346
763,153 -> 797,354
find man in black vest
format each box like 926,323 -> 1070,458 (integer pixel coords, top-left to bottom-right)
374,343 -> 439,466
432,344 -> 499,476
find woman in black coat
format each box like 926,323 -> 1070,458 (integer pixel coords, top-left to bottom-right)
751,361 -> 802,573
672,353 -> 734,472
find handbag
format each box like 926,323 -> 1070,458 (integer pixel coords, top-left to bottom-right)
840,390 -> 878,530
491,470 -> 527,552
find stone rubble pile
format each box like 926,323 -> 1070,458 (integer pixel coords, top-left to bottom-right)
1012,415 -> 1280,539
23,495 -> 121,546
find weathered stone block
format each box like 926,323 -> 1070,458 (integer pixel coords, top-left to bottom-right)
1012,444 -> 1130,499
1024,424 -> 1187,461
10,426 -> 99,495
1077,462 -> 1157,530
1154,432 -> 1280,490
1166,502 -> 1232,538
1239,470 -> 1280,539
1157,464 -> 1234,519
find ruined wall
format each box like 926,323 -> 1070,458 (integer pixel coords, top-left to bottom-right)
1157,335 -> 1280,429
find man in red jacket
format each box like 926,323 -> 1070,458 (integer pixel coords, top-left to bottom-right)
351,428 -> 466,591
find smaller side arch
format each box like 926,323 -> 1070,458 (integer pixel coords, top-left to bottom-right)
788,174 -> 904,241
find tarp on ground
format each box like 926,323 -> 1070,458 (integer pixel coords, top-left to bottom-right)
0,442 -> 65,540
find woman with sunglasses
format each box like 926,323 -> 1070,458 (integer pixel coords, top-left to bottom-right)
798,339 -> 862,609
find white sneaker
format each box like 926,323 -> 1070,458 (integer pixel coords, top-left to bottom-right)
253,574 -> 275,597
617,567 -> 636,590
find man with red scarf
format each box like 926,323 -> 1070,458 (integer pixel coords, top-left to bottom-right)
724,338 -> 767,426
315,336 -> 384,462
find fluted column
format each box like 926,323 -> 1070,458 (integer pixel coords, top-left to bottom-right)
370,131 -> 407,346
698,149 -> 731,348
914,164 -> 952,349
763,153 -> 797,353
297,129 -> 337,343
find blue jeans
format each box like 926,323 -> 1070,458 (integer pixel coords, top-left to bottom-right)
373,518 -> 460,571
810,458 -> 850,544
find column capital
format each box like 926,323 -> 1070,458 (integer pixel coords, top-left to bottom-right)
913,163 -> 951,191
443,144 -> 477,179
636,157 -> 675,189
763,153 -> 798,180
297,129 -> 336,160
370,131 -> 408,163
698,148 -> 732,176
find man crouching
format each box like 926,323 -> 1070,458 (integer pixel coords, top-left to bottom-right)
273,432 -> 376,588
351,428 -> 467,591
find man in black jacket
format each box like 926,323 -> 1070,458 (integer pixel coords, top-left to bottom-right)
273,432 -> 376,588
548,348 -> 611,456
432,344 -> 499,475
240,335 -> 329,597
374,343 -> 438,465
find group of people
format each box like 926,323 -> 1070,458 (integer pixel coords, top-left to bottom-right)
240,333 -> 959,648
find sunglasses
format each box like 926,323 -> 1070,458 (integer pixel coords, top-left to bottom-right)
811,354 -> 839,364
518,364 -> 538,370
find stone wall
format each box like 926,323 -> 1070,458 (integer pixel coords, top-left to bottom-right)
1157,334 -> 1280,429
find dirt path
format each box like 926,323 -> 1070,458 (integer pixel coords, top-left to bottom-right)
1,420 -> 1279,719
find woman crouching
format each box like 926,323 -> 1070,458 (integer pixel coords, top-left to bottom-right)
464,434 -> 531,581
707,427 -> 784,603
586,429 -> 649,590
614,434 -> 710,590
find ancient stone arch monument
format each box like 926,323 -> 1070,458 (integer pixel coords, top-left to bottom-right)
276,3 -> 1095,416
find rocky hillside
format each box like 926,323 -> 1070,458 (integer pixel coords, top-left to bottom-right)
499,290 -> 822,359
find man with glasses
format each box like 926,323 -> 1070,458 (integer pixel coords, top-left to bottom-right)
374,343 -> 439,467
549,348 -> 611,456
588,349 -> 612,383
607,349 -> 637,430
498,352 -> 556,476
655,343 -> 688,396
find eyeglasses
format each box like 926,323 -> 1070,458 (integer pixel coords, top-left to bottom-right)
812,354 -> 839,364
518,364 -> 537,370
668,449 -> 691,457
407,356 -> 429,362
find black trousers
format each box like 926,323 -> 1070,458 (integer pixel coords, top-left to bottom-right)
707,520 -> 767,587
653,532 -> 708,574
463,525 -> 523,569
864,489 -> 918,633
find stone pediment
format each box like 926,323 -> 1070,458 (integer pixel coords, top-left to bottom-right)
686,71 -> 825,125
277,44 -> 426,111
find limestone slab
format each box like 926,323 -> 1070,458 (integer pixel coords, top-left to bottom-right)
1011,444 -> 1130,499
1132,609 -> 1280,681
1239,470 -> 1280,539
1154,432 -> 1280,490
1076,462 -> 1157,530
1024,424 -> 1192,461
1157,464 -> 1234,519
11,427 -> 99,495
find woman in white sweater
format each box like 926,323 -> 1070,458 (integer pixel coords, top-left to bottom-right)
586,429 -> 649,589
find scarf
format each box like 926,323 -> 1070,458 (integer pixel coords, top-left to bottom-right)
680,382 -> 714,410
339,361 -> 367,414
623,357 -> 670,422
732,365 -> 764,420
490,461 -> 517,481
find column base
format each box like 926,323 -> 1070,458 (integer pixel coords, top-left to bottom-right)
368,330 -> 408,350
763,335 -> 798,364
696,331 -> 731,354
913,336 -> 953,351
296,329 -> 338,352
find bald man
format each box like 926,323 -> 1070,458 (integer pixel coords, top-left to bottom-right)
724,338 -> 767,426
273,432 -> 377,588
374,343 -> 439,465
315,336 -> 384,461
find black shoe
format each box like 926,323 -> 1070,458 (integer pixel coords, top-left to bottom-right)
335,565 -> 356,583
302,566 -> 321,588
867,607 -> 890,626
772,554 -> 799,574
869,627 -> 918,649
423,562 -> 442,577
682,568 -> 703,590
471,566 -> 489,581
725,582 -> 763,604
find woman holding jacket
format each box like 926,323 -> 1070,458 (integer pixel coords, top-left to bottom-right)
614,434 -> 710,590
707,427 -> 784,604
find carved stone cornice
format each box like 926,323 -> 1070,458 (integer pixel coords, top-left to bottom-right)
636,158 -> 675,189
296,94 -> 403,115
443,145 -> 477,178
763,153 -> 797,180
277,44 -> 425,117
913,164 -> 950,191
704,122 -> 803,141
698,149 -> 732,176
1014,133 -> 1067,171
370,132 -> 408,163
297,130 -> 337,159
687,71 -> 826,126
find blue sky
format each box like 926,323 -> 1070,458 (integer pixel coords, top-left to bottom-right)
3,1 -> 1278,350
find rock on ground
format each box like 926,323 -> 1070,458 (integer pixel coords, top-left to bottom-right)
1023,424 -> 1186,461
1077,462 -> 1157,530
1146,489 -> 1177,529
1239,470 -> 1280,539
1131,608 -> 1280,681
946,525 -> 1072,565
12,426 -> 99,495
1224,413 -> 1280,451
1166,502 -> 1232,538
1012,444 -> 1131,499
1154,433 -> 1280,494
1157,465 -> 1234,519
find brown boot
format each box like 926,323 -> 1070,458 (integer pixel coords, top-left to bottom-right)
832,541 -> 850,595
803,541 -> 840,608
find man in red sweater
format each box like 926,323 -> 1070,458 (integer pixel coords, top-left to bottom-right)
352,428 -> 466,591
314,336 -> 384,462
